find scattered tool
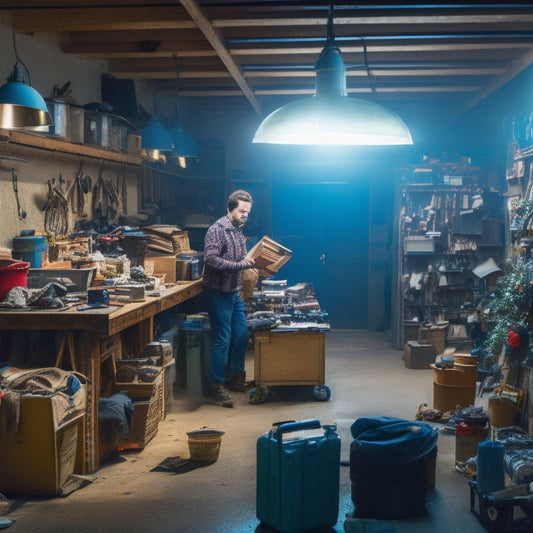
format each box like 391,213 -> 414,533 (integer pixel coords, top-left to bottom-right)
11,168 -> 26,220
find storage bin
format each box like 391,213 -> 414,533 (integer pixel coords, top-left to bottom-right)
0,391 -> 86,494
0,260 -> 30,300
488,396 -> 522,428
84,111 -> 112,148
110,115 -> 130,152
45,99 -> 84,143
117,372 -> 164,450
257,419 -> 340,532
27,267 -> 96,292
46,98 -> 70,139
433,382 -> 476,413
12,235 -> 48,268
431,363 -> 477,387
176,251 -> 204,280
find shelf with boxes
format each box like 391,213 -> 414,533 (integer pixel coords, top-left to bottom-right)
397,159 -> 506,353
0,128 -> 142,166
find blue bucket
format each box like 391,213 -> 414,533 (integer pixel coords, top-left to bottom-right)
12,236 -> 49,268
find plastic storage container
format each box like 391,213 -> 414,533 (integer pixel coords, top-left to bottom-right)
12,236 -> 48,268
257,419 -> 340,533
0,260 -> 30,300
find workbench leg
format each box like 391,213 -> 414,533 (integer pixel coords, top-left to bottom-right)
138,316 -> 154,351
76,331 -> 101,473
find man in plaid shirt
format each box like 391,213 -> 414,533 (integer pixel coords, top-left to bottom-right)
203,190 -> 256,407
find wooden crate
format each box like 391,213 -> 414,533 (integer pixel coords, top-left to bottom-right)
245,235 -> 292,278
117,372 -> 164,450
404,341 -> 436,369
162,359 -> 176,417
253,329 -> 325,387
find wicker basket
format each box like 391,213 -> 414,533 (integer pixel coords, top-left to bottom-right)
187,429 -> 225,462
117,372 -> 164,450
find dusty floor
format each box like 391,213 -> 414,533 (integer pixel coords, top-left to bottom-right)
3,330 -> 489,533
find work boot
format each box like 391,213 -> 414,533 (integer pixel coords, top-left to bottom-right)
209,383 -> 234,408
226,372 -> 247,392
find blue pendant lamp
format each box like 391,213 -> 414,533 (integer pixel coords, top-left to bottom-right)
140,114 -> 174,152
168,124 -> 197,158
253,4 -> 412,146
0,31 -> 52,130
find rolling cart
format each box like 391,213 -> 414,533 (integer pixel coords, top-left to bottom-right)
249,328 -> 331,404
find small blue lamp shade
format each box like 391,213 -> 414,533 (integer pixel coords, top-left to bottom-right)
168,126 -> 197,158
0,62 -> 52,129
140,114 -> 174,151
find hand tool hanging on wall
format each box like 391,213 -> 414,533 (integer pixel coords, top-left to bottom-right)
11,168 -> 27,220
43,176 -> 69,236
93,163 -> 125,225
69,162 -> 92,217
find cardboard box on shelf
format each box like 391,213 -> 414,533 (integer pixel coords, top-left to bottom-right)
143,254 -> 177,283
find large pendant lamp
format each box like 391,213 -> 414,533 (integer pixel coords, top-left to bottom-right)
0,30 -> 52,130
252,5 -> 412,146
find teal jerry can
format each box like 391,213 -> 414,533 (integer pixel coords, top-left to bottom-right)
256,419 -> 340,533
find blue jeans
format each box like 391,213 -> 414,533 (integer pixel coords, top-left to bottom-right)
204,287 -> 249,385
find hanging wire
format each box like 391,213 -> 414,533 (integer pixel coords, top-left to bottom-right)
10,28 -> 31,85
172,54 -> 182,119
11,28 -> 20,63
362,38 -> 377,95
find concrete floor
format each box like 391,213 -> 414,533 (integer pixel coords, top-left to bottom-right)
4,330 -> 488,533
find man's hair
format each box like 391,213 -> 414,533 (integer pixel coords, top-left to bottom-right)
227,189 -> 253,211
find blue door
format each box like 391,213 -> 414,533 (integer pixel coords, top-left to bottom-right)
271,179 -> 370,328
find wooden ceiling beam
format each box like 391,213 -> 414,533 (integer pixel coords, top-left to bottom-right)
214,14 -> 533,29
0,6 -> 194,32
244,67 -> 505,78
453,47 -> 533,118
232,42 -> 533,56
178,0 -> 260,114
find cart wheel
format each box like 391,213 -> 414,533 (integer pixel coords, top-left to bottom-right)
312,385 -> 331,401
249,386 -> 269,404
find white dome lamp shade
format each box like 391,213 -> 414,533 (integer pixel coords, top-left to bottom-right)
252,7 -> 412,146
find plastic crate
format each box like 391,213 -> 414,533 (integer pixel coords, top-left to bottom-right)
469,480 -> 533,532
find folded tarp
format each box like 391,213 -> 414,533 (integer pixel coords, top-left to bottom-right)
350,416 -> 438,465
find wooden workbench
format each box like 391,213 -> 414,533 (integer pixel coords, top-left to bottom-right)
0,279 -> 203,472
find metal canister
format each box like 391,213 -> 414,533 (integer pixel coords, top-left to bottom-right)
455,414 -> 489,466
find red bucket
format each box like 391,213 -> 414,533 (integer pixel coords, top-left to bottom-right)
0,260 -> 30,300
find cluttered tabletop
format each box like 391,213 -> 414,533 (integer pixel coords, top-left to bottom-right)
0,279 -> 203,336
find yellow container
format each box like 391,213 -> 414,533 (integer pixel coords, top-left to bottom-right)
453,353 -> 478,366
187,429 -> 224,462
0,395 -> 85,494
488,396 -> 522,428
431,364 -> 476,387
433,382 -> 476,413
